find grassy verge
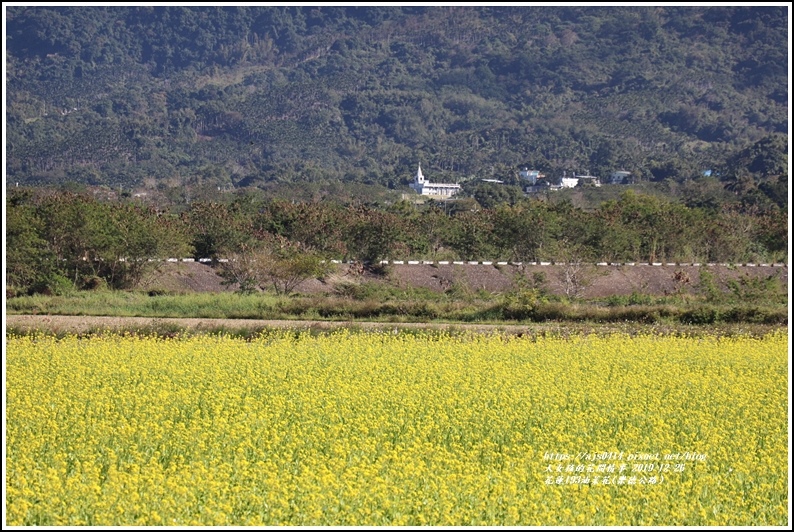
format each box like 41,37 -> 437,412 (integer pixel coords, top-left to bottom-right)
6,290 -> 787,326
6,291 -> 282,319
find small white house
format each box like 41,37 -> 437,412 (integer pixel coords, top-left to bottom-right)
410,164 -> 461,198
560,177 -> 579,188
574,174 -> 601,187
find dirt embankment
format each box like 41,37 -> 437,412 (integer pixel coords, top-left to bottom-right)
7,263 -> 785,335
137,261 -> 787,299
7,314 -> 785,337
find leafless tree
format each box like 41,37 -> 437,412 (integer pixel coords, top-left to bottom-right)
553,242 -> 598,299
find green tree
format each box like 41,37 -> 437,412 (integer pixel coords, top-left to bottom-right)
448,210 -> 496,260
102,205 -> 192,288
263,244 -> 335,295
218,239 -> 335,295
344,206 -> 405,264
6,192 -> 58,293
184,201 -> 255,260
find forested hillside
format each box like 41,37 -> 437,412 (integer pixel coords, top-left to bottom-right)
5,6 -> 788,202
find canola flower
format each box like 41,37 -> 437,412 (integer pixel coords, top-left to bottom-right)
5,330 -> 788,526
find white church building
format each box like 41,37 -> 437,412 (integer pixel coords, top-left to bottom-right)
409,163 -> 461,198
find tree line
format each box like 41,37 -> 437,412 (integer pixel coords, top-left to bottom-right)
6,188 -> 786,295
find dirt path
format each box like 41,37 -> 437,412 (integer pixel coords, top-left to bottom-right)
5,314 -> 539,334
5,314 -> 783,337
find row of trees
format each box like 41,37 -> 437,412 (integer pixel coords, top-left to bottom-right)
6,188 -> 786,295
7,191 -> 190,293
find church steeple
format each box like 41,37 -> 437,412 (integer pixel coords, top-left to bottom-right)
416,163 -> 425,183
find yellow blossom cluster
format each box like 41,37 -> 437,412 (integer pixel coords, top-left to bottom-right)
5,330 -> 788,525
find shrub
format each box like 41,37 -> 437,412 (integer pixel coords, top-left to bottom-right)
31,273 -> 74,296
697,268 -> 724,303
82,276 -> 108,291
628,291 -> 654,305
727,274 -> 785,305
721,306 -> 787,325
680,307 -> 720,325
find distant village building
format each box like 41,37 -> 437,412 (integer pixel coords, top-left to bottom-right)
560,177 -> 579,188
608,170 -> 632,184
410,163 -> 461,197
519,168 -> 543,185
524,169 -> 632,194
524,178 -> 553,194
574,173 -> 601,187
525,170 -> 578,193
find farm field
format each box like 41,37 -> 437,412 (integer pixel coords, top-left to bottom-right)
5,330 -> 788,526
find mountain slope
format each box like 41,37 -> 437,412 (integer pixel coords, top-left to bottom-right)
5,6 -> 788,192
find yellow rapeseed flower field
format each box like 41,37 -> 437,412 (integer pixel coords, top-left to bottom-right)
5,330 -> 788,525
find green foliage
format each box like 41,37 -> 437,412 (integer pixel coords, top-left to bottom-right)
186,201 -> 256,260
344,207 -> 406,264
7,284 -> 786,326
266,247 -> 336,296
6,189 -> 192,293
5,6 -> 787,200
680,307 -> 720,325
466,182 -> 524,209
696,268 -> 724,303
726,273 -> 785,305
727,134 -> 788,179
605,292 -> 656,307
31,273 -> 75,297
7,187 -> 787,298
6,192 -> 56,291
217,240 -> 336,296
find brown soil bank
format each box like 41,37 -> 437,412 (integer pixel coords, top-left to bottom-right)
139,261 -> 787,299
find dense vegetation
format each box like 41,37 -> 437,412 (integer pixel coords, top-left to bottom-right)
5,6 -> 788,205
5,6 -> 788,326
6,187 -> 786,297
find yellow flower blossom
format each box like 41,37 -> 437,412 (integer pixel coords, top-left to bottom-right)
5,330 -> 787,525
